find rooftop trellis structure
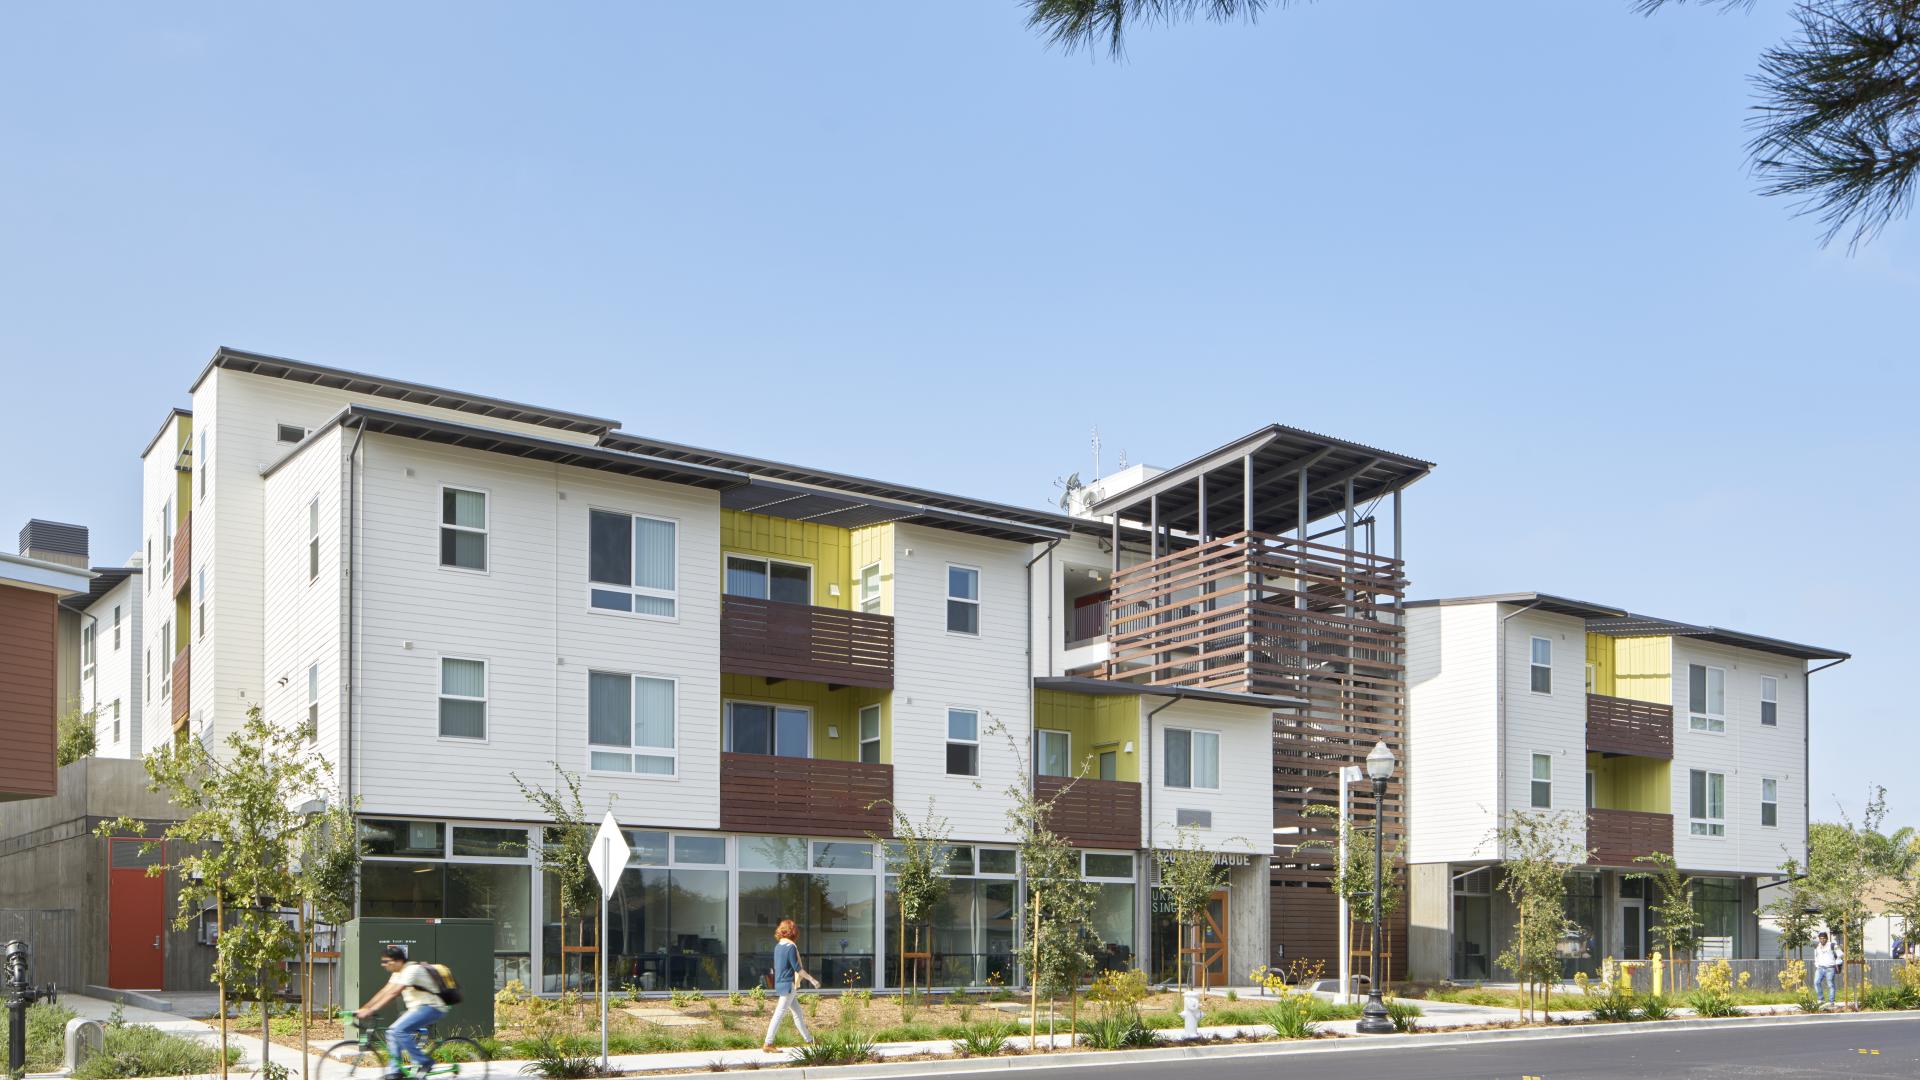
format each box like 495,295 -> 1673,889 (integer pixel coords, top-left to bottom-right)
1087,424 -> 1434,973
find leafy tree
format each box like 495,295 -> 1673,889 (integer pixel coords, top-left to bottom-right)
1494,811 -> 1585,1022
97,704 -> 348,1077
293,801 -> 361,1080
514,768 -> 606,991
1801,787 -> 1888,1000
1763,859 -> 1820,959
1297,803 -> 1404,993
1025,0 -> 1919,247
1633,852 -> 1703,987
56,707 -> 97,766
1158,824 -> 1228,991
875,801 -> 953,998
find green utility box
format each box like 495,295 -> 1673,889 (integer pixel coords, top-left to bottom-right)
342,918 -> 496,1036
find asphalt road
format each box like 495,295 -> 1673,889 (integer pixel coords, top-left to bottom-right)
880,1015 -> 1920,1079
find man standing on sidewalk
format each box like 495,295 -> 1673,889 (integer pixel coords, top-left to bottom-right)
1813,931 -> 1841,1007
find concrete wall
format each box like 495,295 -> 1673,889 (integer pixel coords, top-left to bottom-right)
1406,861 -> 1451,983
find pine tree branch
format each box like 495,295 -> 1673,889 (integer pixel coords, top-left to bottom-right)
1024,0 -> 1277,57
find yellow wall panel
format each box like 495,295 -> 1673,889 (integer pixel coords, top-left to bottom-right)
720,674 -> 888,764
1585,753 -> 1671,814
1585,634 -> 1616,697
850,525 -> 892,617
719,510 -> 853,609
1609,636 -> 1672,705
1033,689 -> 1139,780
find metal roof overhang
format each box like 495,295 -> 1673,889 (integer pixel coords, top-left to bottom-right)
724,478 -> 1069,543
1034,675 -> 1303,710
1404,592 -> 1628,620
60,566 -> 139,612
198,347 -> 618,436
1088,424 -> 1434,536
1585,615 -> 1849,662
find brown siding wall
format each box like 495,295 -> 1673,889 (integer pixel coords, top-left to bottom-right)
0,585 -> 59,801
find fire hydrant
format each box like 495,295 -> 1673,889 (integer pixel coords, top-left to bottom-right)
6,940 -> 58,1079
1181,990 -> 1203,1037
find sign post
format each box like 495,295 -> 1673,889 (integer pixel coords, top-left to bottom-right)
1336,765 -> 1363,1001
586,812 -> 630,1074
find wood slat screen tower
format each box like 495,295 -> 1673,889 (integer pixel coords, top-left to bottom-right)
1087,424 -> 1432,976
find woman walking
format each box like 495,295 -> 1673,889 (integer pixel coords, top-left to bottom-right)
762,918 -> 820,1051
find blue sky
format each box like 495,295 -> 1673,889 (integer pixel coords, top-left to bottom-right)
1,3 -> 1912,826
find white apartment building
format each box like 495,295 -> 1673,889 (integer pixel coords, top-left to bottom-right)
127,348 -> 1437,995
69,562 -> 144,757
1402,592 -> 1847,983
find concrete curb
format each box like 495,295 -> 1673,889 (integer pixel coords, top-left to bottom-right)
722,1009 -> 1920,1079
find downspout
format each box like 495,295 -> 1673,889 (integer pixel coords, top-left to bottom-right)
1496,600 -> 1544,859
345,421 -> 366,818
1144,694 -> 1178,982
1803,657 -> 1848,869
1025,539 -> 1062,787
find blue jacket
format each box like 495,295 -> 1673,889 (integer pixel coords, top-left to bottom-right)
772,939 -> 801,994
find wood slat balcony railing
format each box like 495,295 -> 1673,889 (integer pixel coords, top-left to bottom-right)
720,596 -> 894,689
171,645 -> 190,732
171,512 -> 191,597
719,753 -> 894,837
1586,693 -> 1673,759
1034,775 -> 1142,849
1587,808 -> 1673,867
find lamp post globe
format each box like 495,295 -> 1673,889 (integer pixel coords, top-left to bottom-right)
1356,741 -> 1397,1035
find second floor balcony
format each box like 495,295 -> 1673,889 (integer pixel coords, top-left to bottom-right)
1034,774 -> 1142,849
1586,693 -> 1673,759
1587,807 -> 1673,867
720,596 -> 894,690
718,753 -> 894,838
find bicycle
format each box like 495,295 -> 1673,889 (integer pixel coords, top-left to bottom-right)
319,1011 -> 491,1080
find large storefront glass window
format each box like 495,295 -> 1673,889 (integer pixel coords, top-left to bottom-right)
1560,871 -> 1602,979
1452,867 -> 1493,981
603,867 -> 729,991
886,877 -> 1018,988
1694,877 -> 1741,959
362,860 -> 533,989
739,871 -> 877,989
1091,883 -> 1137,972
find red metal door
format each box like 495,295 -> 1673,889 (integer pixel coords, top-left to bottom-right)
108,838 -> 165,988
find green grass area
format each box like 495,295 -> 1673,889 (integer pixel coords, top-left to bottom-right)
0,1002 -> 236,1080
1406,985 -> 1808,1010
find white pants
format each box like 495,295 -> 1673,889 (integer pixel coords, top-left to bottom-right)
764,990 -> 813,1045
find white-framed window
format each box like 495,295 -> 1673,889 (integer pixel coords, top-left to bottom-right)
145,540 -> 151,592
306,663 -> 319,739
724,701 -> 810,758
195,563 -> 209,638
1164,727 -> 1221,790
1038,729 -> 1072,778
858,704 -> 882,764
1688,664 -> 1726,733
161,498 -> 173,579
1531,753 -> 1552,808
438,658 -> 486,740
1586,769 -> 1596,810
1761,676 -> 1779,727
1689,769 -> 1726,836
145,648 -> 152,701
1761,777 -> 1779,828
307,497 -> 320,583
439,486 -> 488,571
946,708 -> 980,776
159,619 -> 172,699
81,623 -> 95,681
276,423 -> 307,444
198,427 -> 209,500
724,554 -> 812,605
588,672 -> 677,775
1585,662 -> 1596,694
858,562 -> 882,614
1082,852 -> 1134,880
588,509 -> 677,617
946,565 -> 980,635
1529,636 -> 1552,694
112,605 -> 121,650
111,699 -> 121,741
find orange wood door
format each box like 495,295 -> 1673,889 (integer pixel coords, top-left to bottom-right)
108,839 -> 165,988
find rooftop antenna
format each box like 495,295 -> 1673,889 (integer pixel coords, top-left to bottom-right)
1091,426 -> 1102,479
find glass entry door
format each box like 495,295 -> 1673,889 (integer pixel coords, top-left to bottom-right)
1622,901 -> 1646,960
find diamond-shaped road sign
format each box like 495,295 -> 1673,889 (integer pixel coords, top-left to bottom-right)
587,811 -> 628,901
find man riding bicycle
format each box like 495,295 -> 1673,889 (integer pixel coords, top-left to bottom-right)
353,946 -> 448,1079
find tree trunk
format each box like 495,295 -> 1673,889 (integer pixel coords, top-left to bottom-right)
1029,895 -> 1041,1051
897,916 -> 905,996
260,982 -> 271,1080
300,916 -> 311,1080
216,891 -> 229,1080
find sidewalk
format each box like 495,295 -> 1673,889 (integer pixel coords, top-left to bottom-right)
59,993 -> 329,1079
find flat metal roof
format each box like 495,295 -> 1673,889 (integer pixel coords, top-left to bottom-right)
1034,675 -> 1304,710
0,551 -> 94,597
197,347 -> 619,436
1087,423 -> 1434,535
1586,614 -> 1849,662
61,566 -> 140,612
1404,592 -> 1629,620
140,408 -> 192,459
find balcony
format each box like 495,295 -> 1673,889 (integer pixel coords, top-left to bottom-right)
718,753 -> 894,837
171,513 -> 191,597
1586,693 -> 1673,759
1035,775 -> 1141,849
720,596 -> 893,690
171,646 -> 190,732
1587,808 -> 1673,867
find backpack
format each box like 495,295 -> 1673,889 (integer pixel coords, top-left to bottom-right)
416,961 -> 464,1006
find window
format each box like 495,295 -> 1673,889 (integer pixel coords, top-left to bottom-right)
161,498 -> 173,579
724,555 -> 811,605
1761,778 -> 1779,828
1586,769 -> 1596,810
946,565 -> 980,634
588,672 -> 677,775
195,564 -> 208,638
112,700 -> 121,741
112,605 -> 121,649
1761,677 -> 1778,727
588,510 -> 676,617
277,424 -> 307,444
1688,665 -> 1726,732
858,562 -> 882,614
858,704 -> 881,764
946,708 -> 979,776
145,649 -> 151,700
1529,637 -> 1552,694
451,826 -> 529,859
676,835 -> 727,864
198,428 -> 209,499
1164,728 -> 1221,790
307,498 -> 319,582
1584,662 -> 1596,694
725,702 -> 809,757
145,541 -> 151,591
1531,753 -> 1552,808
440,487 -> 488,571
1689,769 -> 1726,836
1099,750 -> 1118,781
439,658 -> 486,740
1038,729 -> 1072,777
81,624 -> 95,681
1083,852 -> 1134,879
306,663 -> 319,739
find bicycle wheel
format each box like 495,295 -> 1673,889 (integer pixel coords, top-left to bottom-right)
428,1036 -> 490,1080
318,1040 -> 388,1080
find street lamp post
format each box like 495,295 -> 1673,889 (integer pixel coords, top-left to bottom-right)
1356,741 -> 1397,1035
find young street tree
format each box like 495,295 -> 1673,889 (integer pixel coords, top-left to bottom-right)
98,705 -> 357,1077
1495,811 -> 1585,1022
1024,0 -> 1920,247
1633,852 -> 1703,988
1763,858 -> 1820,960
514,767 -> 605,991
1297,803 -> 1404,995
875,801 -> 953,1000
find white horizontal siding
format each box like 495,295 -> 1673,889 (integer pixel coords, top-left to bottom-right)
1670,638 -> 1807,876
1146,698 -> 1269,855
1405,604 -> 1499,863
1499,607 -> 1589,850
